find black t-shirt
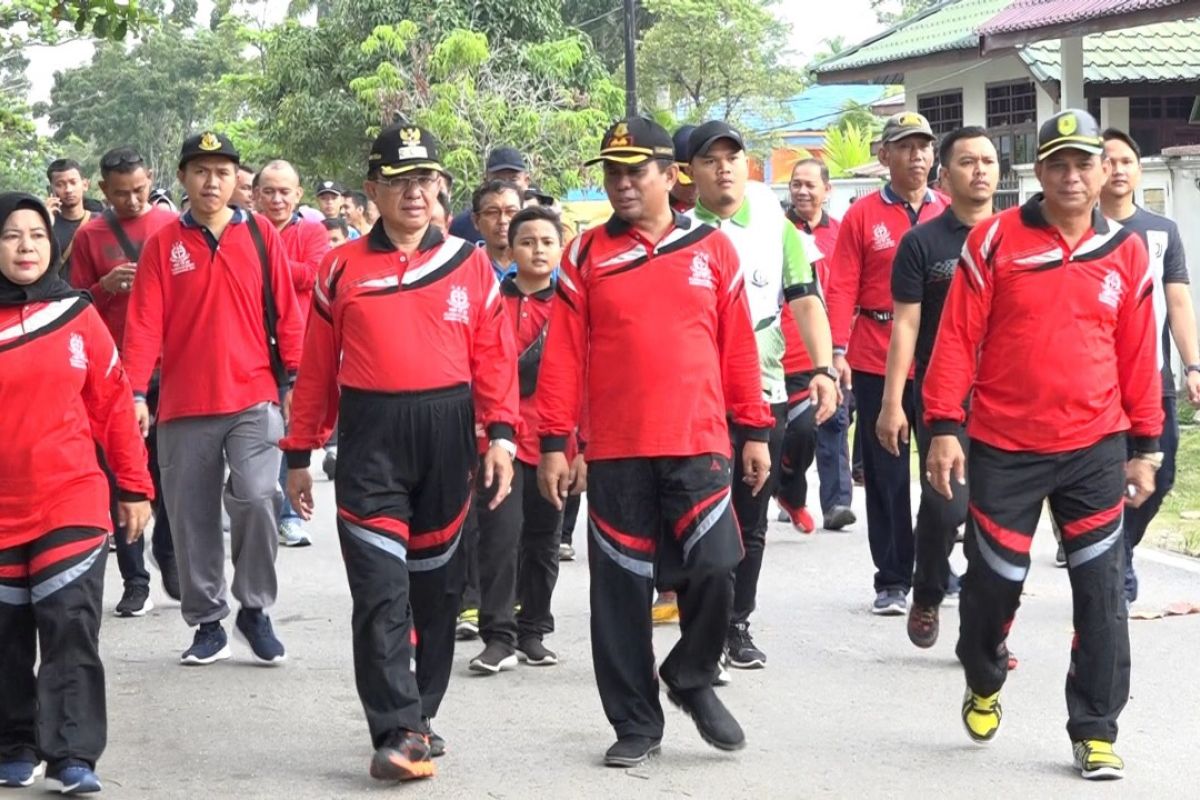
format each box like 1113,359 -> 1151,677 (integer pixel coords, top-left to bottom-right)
1117,207 -> 1189,397
448,209 -> 484,246
52,212 -> 88,280
891,206 -> 972,370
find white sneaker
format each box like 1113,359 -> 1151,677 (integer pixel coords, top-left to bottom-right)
278,519 -> 312,548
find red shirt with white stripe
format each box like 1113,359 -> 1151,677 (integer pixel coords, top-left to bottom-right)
277,213 -> 329,323
280,223 -> 519,462
923,196 -> 1163,454
536,213 -> 773,460
0,298 -> 153,548
122,208 -> 305,423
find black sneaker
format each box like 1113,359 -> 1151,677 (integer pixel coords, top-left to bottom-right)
516,637 -> 558,666
370,730 -> 434,781
726,621 -> 766,669
421,717 -> 446,758
907,603 -> 939,648
159,556 -> 181,601
823,505 -> 857,531
468,641 -> 517,674
180,622 -> 231,665
604,735 -> 662,768
322,450 -> 337,481
235,608 -> 286,665
114,584 -> 153,617
665,685 -> 745,751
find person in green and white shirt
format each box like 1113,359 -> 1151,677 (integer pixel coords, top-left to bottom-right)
687,120 -> 837,671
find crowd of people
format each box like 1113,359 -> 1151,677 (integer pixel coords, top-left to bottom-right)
0,103 -> 1193,792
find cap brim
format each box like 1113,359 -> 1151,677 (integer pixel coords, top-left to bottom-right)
1036,139 -> 1104,161
488,162 -> 527,173
377,161 -> 446,177
675,168 -> 693,185
179,151 -> 239,169
691,135 -> 745,159
883,129 -> 935,144
585,150 -> 656,166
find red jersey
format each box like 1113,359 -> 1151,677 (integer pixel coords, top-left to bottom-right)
825,186 -> 948,375
69,207 -> 177,349
281,224 -> 519,460
0,298 -> 153,548
787,208 -> 841,291
923,197 -> 1163,454
277,213 -> 329,322
537,213 -> 773,460
122,208 -> 304,423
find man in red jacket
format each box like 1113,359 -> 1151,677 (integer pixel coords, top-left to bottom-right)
537,117 -> 773,768
70,146 -> 180,614
924,110 -> 1161,780
256,159 -> 329,548
123,131 -> 304,669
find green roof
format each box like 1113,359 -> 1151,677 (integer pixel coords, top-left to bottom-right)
814,0 -> 1012,80
1021,19 -> 1200,84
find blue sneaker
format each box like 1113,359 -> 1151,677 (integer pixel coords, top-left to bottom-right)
44,760 -> 101,794
0,759 -> 40,787
180,622 -> 231,666
235,608 -> 286,665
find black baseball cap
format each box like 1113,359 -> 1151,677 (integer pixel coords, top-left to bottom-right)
178,131 -> 239,169
688,120 -> 745,159
368,124 -> 447,178
1037,109 -> 1104,161
881,111 -> 935,144
315,180 -> 345,197
486,147 -> 528,173
586,117 -> 675,166
672,125 -> 696,185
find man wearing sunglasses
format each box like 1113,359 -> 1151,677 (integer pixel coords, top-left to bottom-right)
70,146 -> 181,615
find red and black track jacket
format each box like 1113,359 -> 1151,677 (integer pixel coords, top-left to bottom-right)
277,213 -> 329,323
122,208 -> 304,423
537,213 -> 773,460
281,223 -> 519,466
923,196 -> 1163,454
0,298 -> 153,548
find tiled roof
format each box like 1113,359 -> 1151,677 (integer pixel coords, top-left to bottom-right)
1021,19 -> 1200,83
814,0 -> 1011,78
978,0 -> 1192,35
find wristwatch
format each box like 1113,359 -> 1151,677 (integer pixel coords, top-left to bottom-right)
1133,451 -> 1164,470
811,366 -> 839,383
1186,364 -> 1200,376
489,438 -> 517,459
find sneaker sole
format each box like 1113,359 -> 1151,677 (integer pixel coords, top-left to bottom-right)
871,604 -> 906,616
369,751 -> 435,781
278,537 -> 312,548
234,627 -> 287,665
180,643 -> 232,666
44,774 -> 101,794
728,657 -> 765,669
469,654 -> 518,674
665,691 -> 745,752
604,743 -> 661,768
516,651 -> 558,666
114,597 -> 154,617
1080,765 -> 1124,780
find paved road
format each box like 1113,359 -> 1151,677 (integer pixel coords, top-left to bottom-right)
12,471 -> 1200,798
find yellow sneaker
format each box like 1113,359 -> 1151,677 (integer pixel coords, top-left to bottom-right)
961,688 -> 1002,743
1073,740 -> 1124,780
651,594 -> 679,625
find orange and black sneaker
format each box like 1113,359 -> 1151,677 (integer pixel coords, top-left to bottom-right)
370,730 -> 435,782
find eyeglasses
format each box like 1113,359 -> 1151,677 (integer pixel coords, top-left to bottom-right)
373,174 -> 439,192
478,206 -> 521,220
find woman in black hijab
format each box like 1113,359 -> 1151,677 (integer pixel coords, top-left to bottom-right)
0,193 -> 153,794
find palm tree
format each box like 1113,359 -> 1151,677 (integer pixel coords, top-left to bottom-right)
821,123 -> 874,177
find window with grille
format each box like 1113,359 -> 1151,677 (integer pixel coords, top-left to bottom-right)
1129,95 -> 1200,154
985,81 -> 1037,128
917,91 -> 963,135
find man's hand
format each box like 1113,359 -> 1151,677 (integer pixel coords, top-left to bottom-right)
1125,458 -> 1157,508
926,434 -> 965,501
99,264 -> 137,294
742,440 -> 771,497
282,389 -> 293,427
832,353 -> 853,390
45,195 -> 61,217
481,444 -> 514,510
876,401 -> 910,457
538,452 -> 571,510
810,373 -> 840,426
1187,369 -> 1200,408
568,454 -> 588,495
118,500 -> 152,543
287,468 -> 314,520
134,400 -> 150,438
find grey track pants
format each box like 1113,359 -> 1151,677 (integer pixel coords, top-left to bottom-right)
158,402 -> 285,626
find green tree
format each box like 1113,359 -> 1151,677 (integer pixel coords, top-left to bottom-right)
636,0 -> 805,132
0,52 -> 60,192
869,0 -> 942,25
561,0 -> 656,73
1,0 -> 158,45
821,123 -> 874,177
835,100 -> 882,136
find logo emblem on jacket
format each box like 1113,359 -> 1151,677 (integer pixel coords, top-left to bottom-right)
69,332 -> 87,370
169,241 -> 196,275
1098,270 -> 1123,309
445,285 -> 470,323
689,252 -> 714,289
871,223 -> 895,252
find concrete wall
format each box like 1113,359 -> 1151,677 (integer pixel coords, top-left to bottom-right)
904,55 -> 1056,127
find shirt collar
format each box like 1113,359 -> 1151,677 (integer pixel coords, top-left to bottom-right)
880,183 -> 934,207
786,207 -> 830,232
1019,193 -> 1110,236
694,197 -> 751,227
939,205 -> 972,232
500,274 -> 555,301
180,206 -> 247,229
604,210 -> 693,238
366,220 -> 445,253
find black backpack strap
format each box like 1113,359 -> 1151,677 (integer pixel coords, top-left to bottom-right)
102,209 -> 141,262
244,213 -> 289,388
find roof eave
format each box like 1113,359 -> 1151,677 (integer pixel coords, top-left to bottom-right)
815,48 -> 981,86
980,1 -> 1200,54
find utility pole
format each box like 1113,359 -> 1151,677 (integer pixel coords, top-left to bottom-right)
623,0 -> 637,117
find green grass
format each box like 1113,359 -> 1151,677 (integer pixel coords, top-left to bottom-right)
1145,420 -> 1200,558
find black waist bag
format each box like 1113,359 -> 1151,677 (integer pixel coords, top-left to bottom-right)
517,326 -> 548,398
